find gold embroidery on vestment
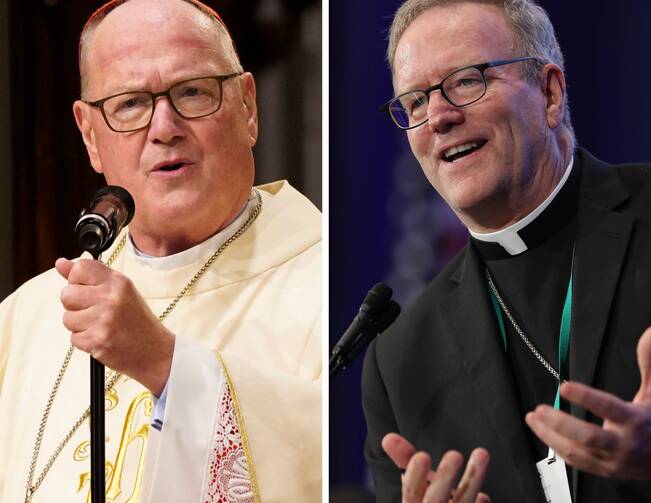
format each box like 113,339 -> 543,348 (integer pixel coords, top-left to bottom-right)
73,441 -> 91,462
77,463 -> 114,503
75,390 -> 152,502
106,388 -> 119,411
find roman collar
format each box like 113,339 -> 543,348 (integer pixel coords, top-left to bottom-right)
470,157 -> 579,259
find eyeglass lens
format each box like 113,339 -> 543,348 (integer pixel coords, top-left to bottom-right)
390,66 -> 486,129
102,77 -> 223,132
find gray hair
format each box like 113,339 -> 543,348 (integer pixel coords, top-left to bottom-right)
388,0 -> 574,139
78,0 -> 243,98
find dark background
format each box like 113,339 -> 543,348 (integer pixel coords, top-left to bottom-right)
329,1 -> 651,499
0,0 -> 321,297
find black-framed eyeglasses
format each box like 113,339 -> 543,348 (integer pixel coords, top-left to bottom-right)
84,73 -> 242,133
382,57 -> 539,130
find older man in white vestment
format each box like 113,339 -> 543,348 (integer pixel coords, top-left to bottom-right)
0,1 -> 321,502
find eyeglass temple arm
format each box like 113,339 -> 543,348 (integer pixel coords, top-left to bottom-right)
485,56 -> 540,69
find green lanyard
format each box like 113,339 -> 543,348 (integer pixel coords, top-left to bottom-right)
488,250 -> 574,410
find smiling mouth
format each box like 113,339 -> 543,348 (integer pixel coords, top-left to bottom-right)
442,140 -> 487,162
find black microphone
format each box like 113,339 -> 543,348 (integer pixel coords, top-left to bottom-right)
331,299 -> 401,376
330,283 -> 393,362
366,299 -> 401,336
330,284 -> 400,377
75,185 -> 135,257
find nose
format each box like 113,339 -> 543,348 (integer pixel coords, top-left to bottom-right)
147,97 -> 186,145
425,92 -> 464,134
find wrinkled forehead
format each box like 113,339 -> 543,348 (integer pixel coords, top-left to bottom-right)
392,4 -> 514,91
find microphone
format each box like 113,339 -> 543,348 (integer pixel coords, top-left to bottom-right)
338,299 -> 401,371
73,186 -> 134,503
75,186 -> 135,257
329,284 -> 400,377
330,283 -> 393,361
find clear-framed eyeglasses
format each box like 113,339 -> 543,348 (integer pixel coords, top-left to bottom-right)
382,57 -> 539,130
84,73 -> 243,133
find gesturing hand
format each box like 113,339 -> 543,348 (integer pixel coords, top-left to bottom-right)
526,327 -> 651,479
382,433 -> 491,503
56,257 -> 175,396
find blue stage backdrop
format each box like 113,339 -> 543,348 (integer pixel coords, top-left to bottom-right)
330,0 -> 651,498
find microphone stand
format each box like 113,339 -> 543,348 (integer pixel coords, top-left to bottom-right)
75,185 -> 134,503
89,249 -> 105,503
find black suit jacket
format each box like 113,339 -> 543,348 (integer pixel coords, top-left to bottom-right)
362,149 -> 651,502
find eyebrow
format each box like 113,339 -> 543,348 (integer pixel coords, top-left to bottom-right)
97,74 -> 218,97
94,76 -> 150,97
394,60 -> 482,96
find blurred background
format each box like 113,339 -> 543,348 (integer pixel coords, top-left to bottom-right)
0,0 -> 321,298
329,0 -> 651,500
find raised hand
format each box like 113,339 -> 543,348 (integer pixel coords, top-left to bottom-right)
526,327 -> 651,479
56,257 -> 175,395
382,432 -> 491,503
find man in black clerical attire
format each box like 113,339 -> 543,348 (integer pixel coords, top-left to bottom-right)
362,1 -> 651,502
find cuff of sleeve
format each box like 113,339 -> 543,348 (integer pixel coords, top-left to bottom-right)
141,335 -> 225,503
150,379 -> 169,431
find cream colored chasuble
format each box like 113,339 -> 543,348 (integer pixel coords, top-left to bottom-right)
0,181 -> 322,503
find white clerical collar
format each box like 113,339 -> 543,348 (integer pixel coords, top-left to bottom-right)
126,191 -> 258,270
469,156 -> 574,256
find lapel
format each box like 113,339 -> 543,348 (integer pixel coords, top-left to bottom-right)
570,149 -> 633,406
569,148 -> 634,500
439,244 -> 545,501
436,148 -> 634,501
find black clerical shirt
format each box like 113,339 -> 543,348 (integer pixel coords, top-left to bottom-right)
471,160 -> 580,462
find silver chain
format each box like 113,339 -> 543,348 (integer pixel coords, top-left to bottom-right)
24,190 -> 262,502
485,268 -> 564,384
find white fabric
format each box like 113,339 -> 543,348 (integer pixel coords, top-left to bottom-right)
127,192 -> 257,269
470,156 -> 574,254
138,191 -> 259,428
0,180 -> 321,503
141,336 -> 225,503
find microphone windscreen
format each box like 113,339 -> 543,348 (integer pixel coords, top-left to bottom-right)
75,185 -> 135,256
91,185 -> 135,227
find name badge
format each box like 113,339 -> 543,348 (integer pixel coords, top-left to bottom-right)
535,448 -> 572,503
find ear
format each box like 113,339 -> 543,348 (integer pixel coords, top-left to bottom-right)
240,72 -> 258,146
541,63 -> 566,130
73,100 -> 104,174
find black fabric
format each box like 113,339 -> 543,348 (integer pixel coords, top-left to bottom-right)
362,148 -> 651,503
483,223 -> 574,462
477,160 -> 580,461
